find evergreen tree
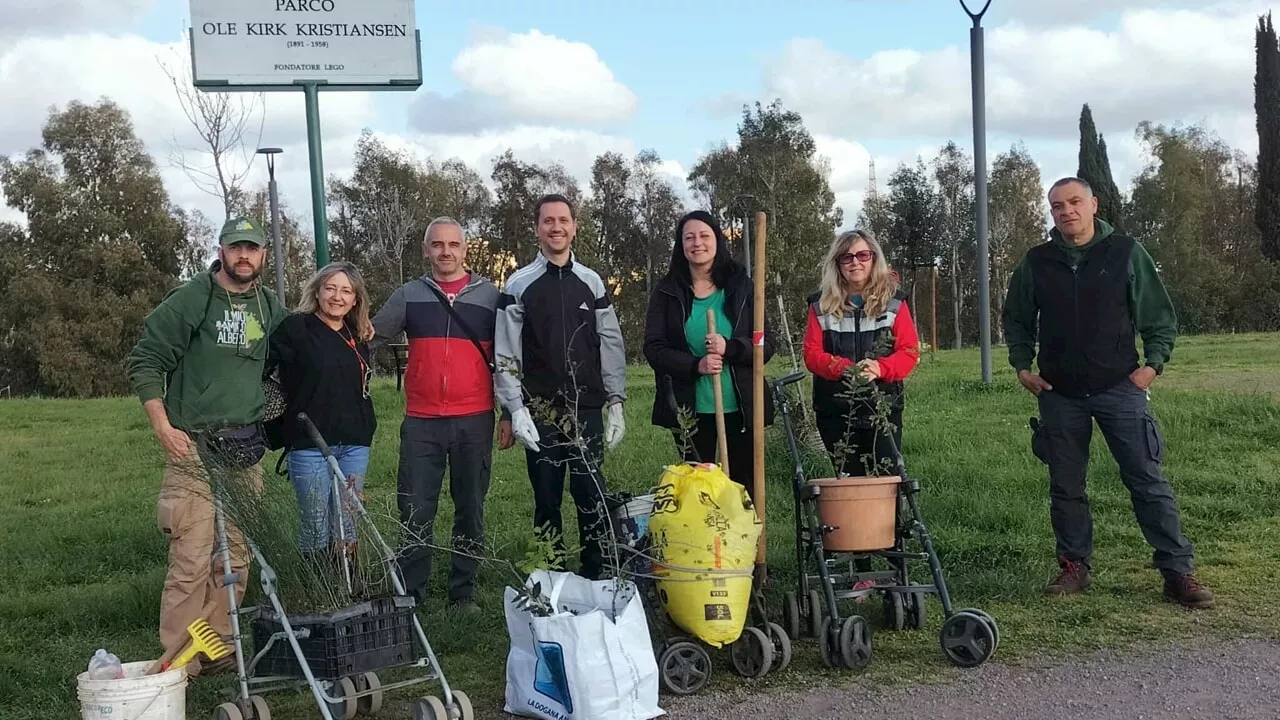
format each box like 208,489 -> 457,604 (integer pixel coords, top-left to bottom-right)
1256,13 -> 1280,261
1076,104 -> 1124,228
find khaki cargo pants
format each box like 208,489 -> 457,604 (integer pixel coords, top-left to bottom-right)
156,456 -> 262,676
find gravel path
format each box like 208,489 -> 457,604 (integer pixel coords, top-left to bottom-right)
663,637 -> 1280,720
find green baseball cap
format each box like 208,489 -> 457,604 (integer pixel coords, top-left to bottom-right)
219,216 -> 268,248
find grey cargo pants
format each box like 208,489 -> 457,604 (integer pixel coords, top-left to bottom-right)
1032,378 -> 1195,576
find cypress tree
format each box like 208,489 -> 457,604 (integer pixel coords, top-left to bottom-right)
1076,104 -> 1124,228
1256,13 -> 1280,261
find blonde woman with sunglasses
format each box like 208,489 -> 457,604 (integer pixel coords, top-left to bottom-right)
803,229 -> 921,475
267,261 -> 377,565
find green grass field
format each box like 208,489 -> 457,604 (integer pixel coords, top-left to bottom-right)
3,334 -> 1280,720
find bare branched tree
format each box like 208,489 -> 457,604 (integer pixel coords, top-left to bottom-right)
159,42 -> 266,220
367,187 -> 423,289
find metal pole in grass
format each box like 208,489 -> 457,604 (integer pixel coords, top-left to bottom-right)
962,0 -> 994,383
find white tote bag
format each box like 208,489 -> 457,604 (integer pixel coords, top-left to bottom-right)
504,570 -> 665,720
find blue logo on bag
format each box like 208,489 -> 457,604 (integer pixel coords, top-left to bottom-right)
533,640 -> 572,713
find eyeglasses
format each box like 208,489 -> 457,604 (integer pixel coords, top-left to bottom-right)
837,250 -> 874,266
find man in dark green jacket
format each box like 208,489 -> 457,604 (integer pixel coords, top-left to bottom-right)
1002,177 -> 1213,609
126,216 -> 288,675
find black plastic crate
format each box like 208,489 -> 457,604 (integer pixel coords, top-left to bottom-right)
251,595 -> 417,680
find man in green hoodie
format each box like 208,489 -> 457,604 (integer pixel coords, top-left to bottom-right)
126,216 -> 288,675
1002,177 -> 1213,610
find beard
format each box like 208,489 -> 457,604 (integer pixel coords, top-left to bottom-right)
222,255 -> 262,283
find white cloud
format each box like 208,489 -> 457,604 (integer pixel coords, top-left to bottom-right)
0,32 -> 378,234
991,0 -> 1225,26
0,0 -> 151,40
405,125 -> 637,187
412,28 -> 638,135
0,27 -> 662,245
776,2 -> 1267,228
453,29 -> 637,123
767,4 -> 1260,142
847,0 -> 1239,27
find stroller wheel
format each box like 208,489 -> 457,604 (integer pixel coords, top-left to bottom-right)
213,702 -> 244,720
329,677 -> 357,720
816,617 -> 836,669
729,626 -> 774,678
883,591 -> 906,631
807,590 -> 823,638
940,611 -> 996,667
248,696 -> 270,720
355,671 -> 384,714
765,622 -> 793,673
783,592 -> 801,642
956,608 -> 999,653
906,590 -> 928,630
412,696 -> 448,720
448,690 -> 474,720
838,616 -> 873,670
659,641 -> 712,695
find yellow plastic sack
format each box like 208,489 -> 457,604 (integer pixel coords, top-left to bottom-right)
647,462 -> 762,648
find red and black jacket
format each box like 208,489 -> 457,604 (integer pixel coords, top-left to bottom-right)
803,289 -> 920,422
371,273 -> 499,418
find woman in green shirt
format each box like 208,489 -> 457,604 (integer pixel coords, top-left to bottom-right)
643,210 -> 775,499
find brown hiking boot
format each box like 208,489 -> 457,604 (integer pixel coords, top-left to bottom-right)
1164,572 -> 1214,609
1045,558 -> 1091,597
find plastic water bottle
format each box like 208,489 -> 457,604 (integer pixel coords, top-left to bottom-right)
87,649 -> 124,680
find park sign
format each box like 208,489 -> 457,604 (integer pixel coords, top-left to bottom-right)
189,0 -> 422,91
186,0 -> 422,269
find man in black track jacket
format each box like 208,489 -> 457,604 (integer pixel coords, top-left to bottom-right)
495,193 -> 627,580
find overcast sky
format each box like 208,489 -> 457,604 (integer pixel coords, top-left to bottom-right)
0,0 -> 1268,233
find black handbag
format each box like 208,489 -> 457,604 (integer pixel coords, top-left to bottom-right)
198,422 -> 268,470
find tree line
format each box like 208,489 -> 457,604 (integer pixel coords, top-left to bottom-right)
2,14 -> 1278,398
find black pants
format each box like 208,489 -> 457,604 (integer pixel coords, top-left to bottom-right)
525,407 -> 607,580
815,406 -> 904,478
674,411 -> 756,502
396,411 -> 494,602
1034,380 -> 1194,575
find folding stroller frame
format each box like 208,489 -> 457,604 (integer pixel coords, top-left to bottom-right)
770,372 -> 999,671
206,414 -> 474,720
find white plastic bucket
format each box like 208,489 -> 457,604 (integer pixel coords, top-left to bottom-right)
77,661 -> 187,720
610,493 -> 656,546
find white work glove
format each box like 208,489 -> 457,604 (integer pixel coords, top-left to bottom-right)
604,402 -> 626,451
511,407 -> 541,452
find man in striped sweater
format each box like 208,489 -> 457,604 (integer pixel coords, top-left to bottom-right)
371,216 -> 512,611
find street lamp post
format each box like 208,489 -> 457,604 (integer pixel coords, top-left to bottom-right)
961,0 -> 993,384
733,194 -> 759,276
256,147 -> 287,301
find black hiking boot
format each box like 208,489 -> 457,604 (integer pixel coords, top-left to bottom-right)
1163,572 -> 1214,609
1045,558 -> 1091,597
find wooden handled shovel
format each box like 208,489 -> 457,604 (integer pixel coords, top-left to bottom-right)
706,309 -> 730,476
751,211 -> 769,575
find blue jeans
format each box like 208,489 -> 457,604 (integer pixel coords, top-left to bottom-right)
287,446 -> 370,552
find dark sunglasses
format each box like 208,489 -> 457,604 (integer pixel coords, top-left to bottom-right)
837,250 -> 874,266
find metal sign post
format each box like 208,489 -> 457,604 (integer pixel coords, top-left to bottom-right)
188,0 -> 423,269
303,83 -> 329,266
